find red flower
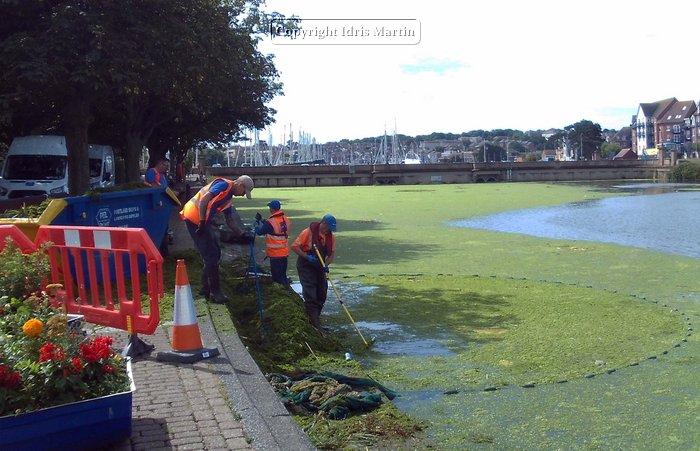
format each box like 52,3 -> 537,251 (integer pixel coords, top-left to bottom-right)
102,364 -> 114,374
72,357 -> 83,373
38,342 -> 65,362
0,365 -> 21,389
80,336 -> 114,362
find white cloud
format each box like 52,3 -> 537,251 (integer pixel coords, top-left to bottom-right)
259,0 -> 700,143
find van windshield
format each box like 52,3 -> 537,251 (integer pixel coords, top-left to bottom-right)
3,155 -> 67,180
89,158 -> 102,178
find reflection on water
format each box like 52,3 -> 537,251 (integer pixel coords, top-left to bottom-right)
355,321 -> 456,357
451,187 -> 700,259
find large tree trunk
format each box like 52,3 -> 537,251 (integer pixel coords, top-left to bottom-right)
124,131 -> 145,182
63,92 -> 92,196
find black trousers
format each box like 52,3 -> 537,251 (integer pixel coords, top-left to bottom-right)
296,257 -> 327,311
269,256 -> 289,286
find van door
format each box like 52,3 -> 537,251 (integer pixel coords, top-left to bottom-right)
103,152 -> 114,187
87,145 -> 115,189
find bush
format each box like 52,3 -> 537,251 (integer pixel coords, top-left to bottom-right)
0,239 -> 50,300
669,161 -> 700,182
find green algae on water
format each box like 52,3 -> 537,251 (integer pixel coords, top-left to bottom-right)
355,275 -> 685,389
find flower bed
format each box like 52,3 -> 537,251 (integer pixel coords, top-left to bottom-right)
0,240 -> 132,448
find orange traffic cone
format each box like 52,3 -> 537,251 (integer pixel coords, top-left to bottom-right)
157,260 -> 220,363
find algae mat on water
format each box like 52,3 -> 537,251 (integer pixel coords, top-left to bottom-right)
351,274 -> 685,388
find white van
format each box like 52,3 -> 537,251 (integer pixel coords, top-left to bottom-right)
0,135 -> 115,199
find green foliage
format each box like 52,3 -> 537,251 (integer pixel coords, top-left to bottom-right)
564,119 -> 605,159
0,0 -> 281,188
669,161 -> 700,182
0,241 -> 51,300
601,142 -> 622,159
0,199 -> 51,219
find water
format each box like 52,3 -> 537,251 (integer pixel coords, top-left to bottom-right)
450,185 -> 700,259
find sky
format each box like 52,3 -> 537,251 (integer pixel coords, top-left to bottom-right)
257,0 -> 700,145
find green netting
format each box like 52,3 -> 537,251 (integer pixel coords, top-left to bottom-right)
269,371 -> 397,420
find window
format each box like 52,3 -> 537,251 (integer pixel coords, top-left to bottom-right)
3,155 -> 67,180
673,125 -> 681,133
673,135 -> 682,143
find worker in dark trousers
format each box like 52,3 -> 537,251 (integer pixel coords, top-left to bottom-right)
180,175 -> 254,304
291,214 -> 336,332
254,200 -> 291,286
144,157 -> 172,256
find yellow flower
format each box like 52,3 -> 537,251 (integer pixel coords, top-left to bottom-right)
22,318 -> 44,337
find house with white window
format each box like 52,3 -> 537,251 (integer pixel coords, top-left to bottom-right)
631,97 -> 697,158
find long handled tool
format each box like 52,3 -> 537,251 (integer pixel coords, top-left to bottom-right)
313,245 -> 369,346
249,237 -> 266,336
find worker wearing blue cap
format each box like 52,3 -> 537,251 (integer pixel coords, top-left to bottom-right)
291,214 -> 337,332
254,200 -> 291,286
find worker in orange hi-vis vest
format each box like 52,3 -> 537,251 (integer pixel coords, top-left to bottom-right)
291,214 -> 336,332
254,200 -> 291,286
180,175 -> 255,304
144,157 -> 170,188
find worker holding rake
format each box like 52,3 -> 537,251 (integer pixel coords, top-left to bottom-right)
291,214 -> 336,332
254,200 -> 291,286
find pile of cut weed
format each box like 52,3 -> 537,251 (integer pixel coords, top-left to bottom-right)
297,403 -> 428,450
225,271 -> 343,373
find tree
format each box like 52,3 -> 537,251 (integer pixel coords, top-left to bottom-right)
0,1 -> 115,194
564,120 -> 604,160
601,142 -> 622,159
0,0 -> 280,192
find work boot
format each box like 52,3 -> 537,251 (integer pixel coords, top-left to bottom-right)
210,290 -> 229,304
208,269 -> 229,304
198,273 -> 211,300
305,304 -> 325,334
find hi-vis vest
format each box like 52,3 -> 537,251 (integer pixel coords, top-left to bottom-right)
265,211 -> 289,258
144,168 -> 164,187
180,178 -> 234,224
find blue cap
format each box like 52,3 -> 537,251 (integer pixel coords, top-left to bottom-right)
267,200 -> 281,210
322,214 -> 336,232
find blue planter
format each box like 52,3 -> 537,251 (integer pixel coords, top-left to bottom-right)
0,362 -> 134,451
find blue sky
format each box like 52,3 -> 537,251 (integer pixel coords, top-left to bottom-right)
258,0 -> 700,144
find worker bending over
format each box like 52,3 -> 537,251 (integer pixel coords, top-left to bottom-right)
291,214 -> 336,332
180,175 -> 254,304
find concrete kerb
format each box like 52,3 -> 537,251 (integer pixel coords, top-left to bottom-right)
194,303 -> 316,451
